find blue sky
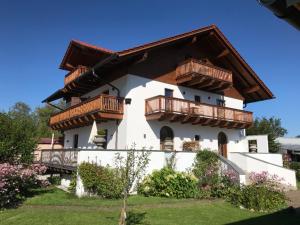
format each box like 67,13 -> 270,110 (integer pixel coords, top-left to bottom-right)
0,0 -> 299,136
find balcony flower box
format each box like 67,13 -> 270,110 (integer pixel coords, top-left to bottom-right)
182,141 -> 200,151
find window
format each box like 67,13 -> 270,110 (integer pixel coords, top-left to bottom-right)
102,90 -> 109,95
73,134 -> 79,148
194,135 -> 200,141
164,88 -> 173,97
194,95 -> 201,104
216,99 -> 225,107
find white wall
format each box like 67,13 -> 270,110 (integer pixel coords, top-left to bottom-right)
230,152 -> 297,189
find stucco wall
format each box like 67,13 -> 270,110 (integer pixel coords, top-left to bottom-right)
64,74 -> 248,152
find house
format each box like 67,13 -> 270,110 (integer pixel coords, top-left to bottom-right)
277,137 -> 300,162
34,137 -> 63,161
42,25 -> 297,195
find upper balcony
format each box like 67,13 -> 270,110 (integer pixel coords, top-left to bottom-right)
64,66 -> 89,85
49,95 -> 124,130
176,59 -> 233,92
145,96 -> 252,129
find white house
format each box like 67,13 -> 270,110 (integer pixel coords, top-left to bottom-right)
42,25 -> 297,194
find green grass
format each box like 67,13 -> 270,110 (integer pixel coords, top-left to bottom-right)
0,187 -> 299,225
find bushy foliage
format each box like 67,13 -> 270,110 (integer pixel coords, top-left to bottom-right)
227,171 -> 286,212
246,117 -> 287,153
0,163 -> 47,208
192,149 -> 219,195
289,162 -> 300,180
0,101 -> 64,164
138,167 -> 199,198
78,162 -> 123,199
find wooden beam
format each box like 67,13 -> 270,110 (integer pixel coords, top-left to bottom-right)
186,75 -> 207,86
243,85 -> 260,94
216,49 -> 230,59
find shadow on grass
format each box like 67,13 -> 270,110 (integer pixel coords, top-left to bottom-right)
226,207 -> 300,225
126,211 -> 149,225
25,187 -> 55,198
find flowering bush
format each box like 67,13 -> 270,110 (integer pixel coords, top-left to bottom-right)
0,163 -> 47,208
192,149 -> 219,197
228,171 -> 286,212
138,167 -> 199,198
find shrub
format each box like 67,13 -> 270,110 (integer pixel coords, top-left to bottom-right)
227,171 -> 286,212
68,171 -> 77,194
78,162 -> 123,199
47,175 -> 61,185
289,162 -> 300,180
138,167 -> 199,198
0,163 -> 47,208
192,149 -> 219,192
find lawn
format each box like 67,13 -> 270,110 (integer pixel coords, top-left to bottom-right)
0,187 -> 299,225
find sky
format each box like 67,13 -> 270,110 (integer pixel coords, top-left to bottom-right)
0,0 -> 299,136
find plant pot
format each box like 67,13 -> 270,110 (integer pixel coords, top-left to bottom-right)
93,135 -> 106,149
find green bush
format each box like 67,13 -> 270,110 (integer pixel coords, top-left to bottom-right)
68,172 -> 77,194
192,149 -> 219,192
78,162 -> 123,199
138,167 -> 199,198
228,184 -> 286,212
47,176 -> 61,185
289,162 -> 300,180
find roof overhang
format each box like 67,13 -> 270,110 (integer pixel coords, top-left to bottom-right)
60,40 -> 114,71
44,25 -> 274,104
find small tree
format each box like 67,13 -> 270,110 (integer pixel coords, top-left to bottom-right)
114,148 -> 150,225
246,117 -> 287,153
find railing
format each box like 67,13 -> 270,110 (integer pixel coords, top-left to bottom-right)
218,155 -> 246,184
176,59 -> 233,83
64,66 -> 89,85
145,96 -> 253,123
40,149 -> 79,169
50,95 -> 124,125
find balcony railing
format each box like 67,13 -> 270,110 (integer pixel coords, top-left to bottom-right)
40,149 -> 78,171
50,95 -> 124,129
64,66 -> 89,85
176,59 -> 233,92
145,96 -> 252,129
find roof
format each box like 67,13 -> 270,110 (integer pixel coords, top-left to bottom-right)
38,138 -> 63,145
47,25 -> 274,103
276,137 -> 300,151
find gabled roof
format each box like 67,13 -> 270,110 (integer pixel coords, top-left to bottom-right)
60,40 -> 114,70
47,25 -> 274,103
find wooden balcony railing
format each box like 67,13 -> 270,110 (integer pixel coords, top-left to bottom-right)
64,66 -> 89,85
40,149 -> 78,171
176,59 -> 233,92
145,96 -> 252,129
50,95 -> 124,130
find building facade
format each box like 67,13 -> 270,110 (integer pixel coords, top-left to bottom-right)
43,25 -> 297,192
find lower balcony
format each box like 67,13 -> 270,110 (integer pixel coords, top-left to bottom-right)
50,95 -> 124,130
145,96 -> 253,129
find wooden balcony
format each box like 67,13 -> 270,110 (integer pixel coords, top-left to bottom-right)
64,66 -> 89,85
145,96 -> 252,129
176,59 -> 233,92
50,95 -> 124,130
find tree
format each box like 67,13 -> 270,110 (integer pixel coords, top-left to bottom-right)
246,117 -> 287,153
0,102 -> 37,163
114,148 -> 150,225
34,103 -> 62,138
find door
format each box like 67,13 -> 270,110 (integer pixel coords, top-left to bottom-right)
165,89 -> 173,112
218,132 -> 227,158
